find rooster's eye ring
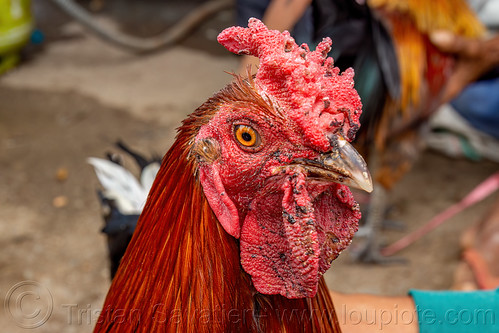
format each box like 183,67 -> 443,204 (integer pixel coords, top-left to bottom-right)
234,125 -> 261,149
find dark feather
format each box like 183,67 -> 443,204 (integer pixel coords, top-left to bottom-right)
313,0 -> 400,143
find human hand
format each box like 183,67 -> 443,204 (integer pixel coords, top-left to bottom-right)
430,31 -> 499,102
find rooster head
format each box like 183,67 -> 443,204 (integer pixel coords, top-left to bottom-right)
192,19 -> 372,298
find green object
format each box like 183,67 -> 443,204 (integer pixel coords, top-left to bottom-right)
0,0 -> 33,74
410,288 -> 499,333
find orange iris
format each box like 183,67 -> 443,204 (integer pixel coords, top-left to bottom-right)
235,125 -> 259,147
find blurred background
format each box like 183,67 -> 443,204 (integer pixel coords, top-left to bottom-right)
0,0 -> 498,331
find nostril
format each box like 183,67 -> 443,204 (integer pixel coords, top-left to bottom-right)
329,120 -> 342,132
320,112 -> 345,130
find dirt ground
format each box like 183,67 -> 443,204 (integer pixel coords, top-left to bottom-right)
0,3 -> 498,332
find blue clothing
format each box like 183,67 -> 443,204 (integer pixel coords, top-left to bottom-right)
451,78 -> 499,140
410,288 -> 499,333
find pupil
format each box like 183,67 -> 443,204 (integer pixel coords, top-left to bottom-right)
241,132 -> 252,142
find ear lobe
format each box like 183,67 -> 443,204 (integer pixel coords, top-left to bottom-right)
199,163 -> 241,238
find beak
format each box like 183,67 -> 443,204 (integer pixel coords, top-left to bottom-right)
293,136 -> 373,193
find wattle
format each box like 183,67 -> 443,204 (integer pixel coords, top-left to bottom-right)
239,168 -> 361,298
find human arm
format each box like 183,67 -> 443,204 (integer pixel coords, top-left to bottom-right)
330,291 -> 418,333
332,288 -> 499,332
238,0 -> 312,75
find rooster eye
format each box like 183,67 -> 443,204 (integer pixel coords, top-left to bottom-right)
234,125 -> 260,148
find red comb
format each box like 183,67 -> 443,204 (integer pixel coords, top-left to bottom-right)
218,18 -> 362,148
